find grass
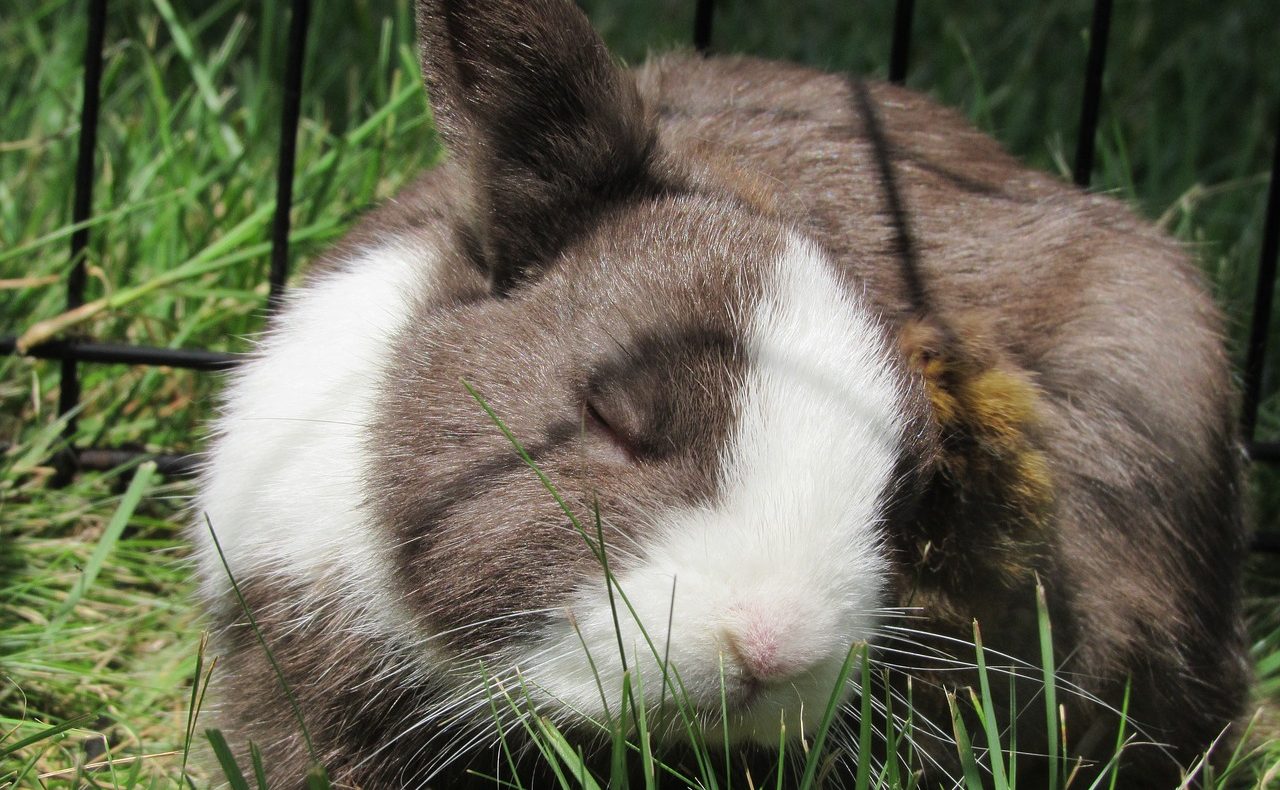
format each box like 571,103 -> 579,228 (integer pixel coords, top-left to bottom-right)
1,0 -> 1279,786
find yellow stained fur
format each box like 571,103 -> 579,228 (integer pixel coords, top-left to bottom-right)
901,318 -> 1054,588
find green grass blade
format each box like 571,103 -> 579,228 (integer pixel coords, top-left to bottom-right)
204,515 -> 321,766
592,497 -> 631,679
0,713 -> 95,758
855,649 -> 873,790
630,665 -> 656,790
972,620 -> 1010,789
1105,679 -> 1132,790
903,676 -> 917,786
880,669 -> 901,790
568,611 -> 613,725
0,190 -> 186,266
150,0 -> 228,114
179,632 -> 214,781
250,742 -> 269,790
611,671 -> 631,788
1209,710 -> 1262,788
799,643 -> 863,790
658,573 -> 677,730
8,746 -> 49,788
495,671 -> 573,789
55,461 -> 157,620
1037,580 -> 1060,790
536,716 -> 604,790
480,665 -> 527,790
1006,672 -> 1017,789
775,709 -> 788,790
719,653 -> 731,786
946,693 -> 985,790
205,729 -> 250,790
305,763 -> 334,790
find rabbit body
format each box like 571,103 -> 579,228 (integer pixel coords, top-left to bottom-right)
193,1 -> 1249,786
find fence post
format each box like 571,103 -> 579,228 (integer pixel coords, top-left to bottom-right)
1073,0 -> 1113,188
889,0 -> 915,85
1242,121 -> 1280,446
268,0 -> 312,311
694,0 -> 714,54
54,0 -> 109,484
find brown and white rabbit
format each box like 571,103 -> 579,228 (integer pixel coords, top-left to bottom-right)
192,0 -> 1250,786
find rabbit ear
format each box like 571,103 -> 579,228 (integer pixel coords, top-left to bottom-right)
416,0 -> 657,294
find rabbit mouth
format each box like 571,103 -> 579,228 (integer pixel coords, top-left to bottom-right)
650,665 -> 855,748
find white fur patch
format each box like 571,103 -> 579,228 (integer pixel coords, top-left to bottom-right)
193,244 -> 432,631
518,234 -> 906,742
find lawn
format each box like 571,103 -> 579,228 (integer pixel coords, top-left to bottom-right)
1,0 -> 1278,786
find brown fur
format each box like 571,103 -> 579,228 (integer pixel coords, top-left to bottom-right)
201,1 -> 1250,786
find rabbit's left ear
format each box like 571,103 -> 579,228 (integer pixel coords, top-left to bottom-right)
416,0 -> 658,294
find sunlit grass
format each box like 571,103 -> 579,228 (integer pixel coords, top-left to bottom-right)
2,0 -> 1278,786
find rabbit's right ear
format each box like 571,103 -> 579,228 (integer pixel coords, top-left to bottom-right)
416,0 -> 657,294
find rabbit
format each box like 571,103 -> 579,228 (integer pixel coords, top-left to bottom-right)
191,0 -> 1251,786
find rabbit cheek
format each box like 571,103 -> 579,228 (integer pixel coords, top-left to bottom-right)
196,243 -> 436,625
402,477 -> 611,653
515,234 -> 910,743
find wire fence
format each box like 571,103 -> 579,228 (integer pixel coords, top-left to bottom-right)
2,0 -> 1278,550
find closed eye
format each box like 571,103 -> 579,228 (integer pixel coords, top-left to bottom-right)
583,398 -> 638,463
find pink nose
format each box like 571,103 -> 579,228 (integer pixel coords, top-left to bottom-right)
723,619 -> 810,682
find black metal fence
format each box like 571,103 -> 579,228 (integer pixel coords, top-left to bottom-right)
2,0 -> 1278,549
